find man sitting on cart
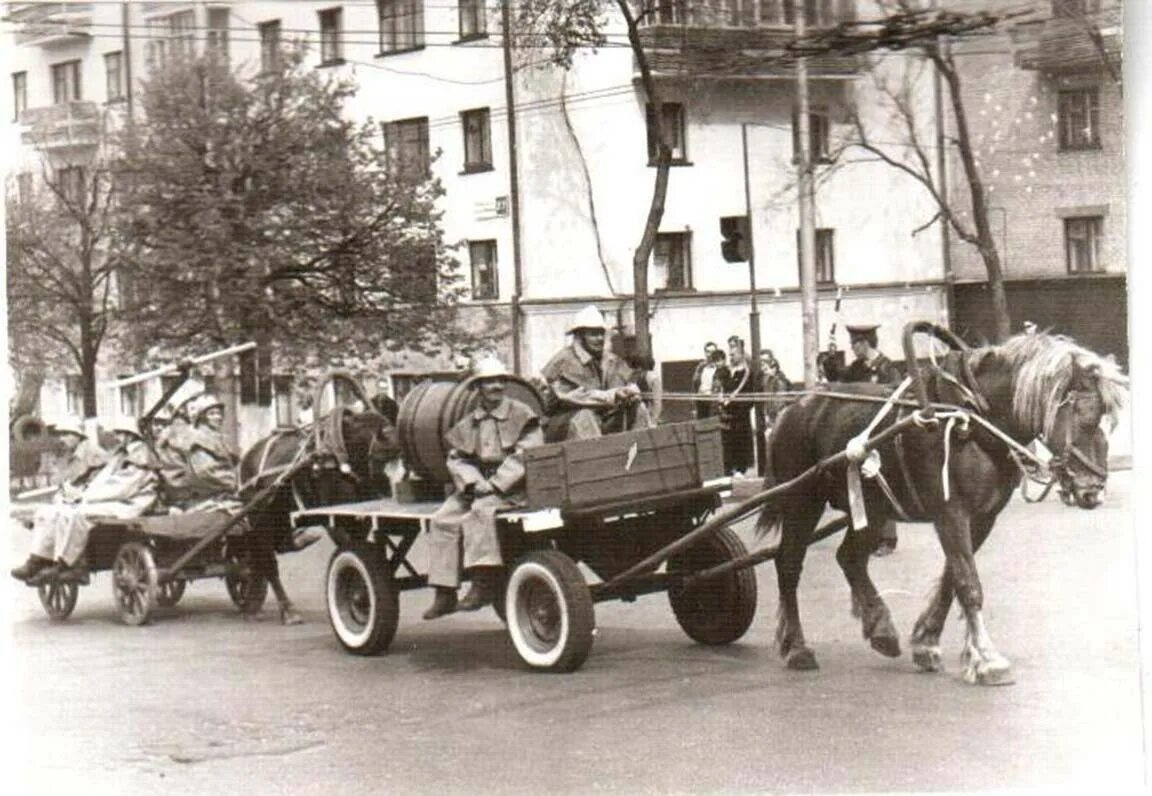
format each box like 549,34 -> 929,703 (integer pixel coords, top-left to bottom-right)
424,358 -> 544,620
11,418 -> 160,581
540,305 -> 654,441
47,418 -> 109,493
169,394 -> 240,512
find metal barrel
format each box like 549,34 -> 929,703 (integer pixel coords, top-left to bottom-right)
396,375 -> 544,483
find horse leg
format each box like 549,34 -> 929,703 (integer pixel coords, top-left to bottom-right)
774,498 -> 823,671
836,523 -> 900,658
910,511 -> 998,673
932,505 -> 1013,685
250,513 -> 302,625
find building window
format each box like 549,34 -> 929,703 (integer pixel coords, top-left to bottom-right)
12,71 -> 27,120
319,8 -> 344,65
259,20 -> 282,72
51,60 -> 81,104
796,228 -> 835,283
65,376 -> 84,417
793,108 -> 832,162
148,10 -> 195,66
461,108 -> 492,172
469,240 -> 499,300
273,376 -> 295,427
459,0 -> 487,39
383,117 -> 430,181
207,8 -> 230,60
378,0 -> 425,54
646,103 -> 687,164
652,232 -> 692,291
1058,88 -> 1100,151
55,166 -> 85,204
119,383 -> 141,417
104,52 -> 123,101
1064,216 -> 1103,273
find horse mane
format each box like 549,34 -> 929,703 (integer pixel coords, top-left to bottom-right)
991,332 -> 1128,436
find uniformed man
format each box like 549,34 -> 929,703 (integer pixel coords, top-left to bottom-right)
841,324 -> 901,557
539,305 -> 654,441
424,358 -> 544,619
11,418 -> 159,580
183,394 -> 239,502
842,324 -> 902,385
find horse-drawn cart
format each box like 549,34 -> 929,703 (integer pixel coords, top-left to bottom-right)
10,503 -> 270,625
296,416 -> 760,672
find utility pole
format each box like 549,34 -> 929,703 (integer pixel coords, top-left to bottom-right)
796,8 -> 819,387
500,0 -> 524,374
741,124 -> 765,474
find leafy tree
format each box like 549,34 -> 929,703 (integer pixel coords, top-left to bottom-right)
6,159 -> 120,418
513,0 -> 675,362
114,47 -> 468,368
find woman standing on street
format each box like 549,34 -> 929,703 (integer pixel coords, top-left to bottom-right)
721,336 -> 753,476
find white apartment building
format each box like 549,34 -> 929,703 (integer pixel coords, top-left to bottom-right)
6,1 -> 948,435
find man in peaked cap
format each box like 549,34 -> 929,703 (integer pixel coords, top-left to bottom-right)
12,417 -> 159,581
423,357 -> 544,619
539,304 -> 654,441
842,324 -> 902,386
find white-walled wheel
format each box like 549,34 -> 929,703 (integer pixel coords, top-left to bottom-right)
112,542 -> 158,626
668,526 -> 758,645
38,580 -> 79,621
326,544 -> 398,656
506,550 -> 595,673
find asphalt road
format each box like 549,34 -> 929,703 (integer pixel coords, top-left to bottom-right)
3,471 -> 1144,795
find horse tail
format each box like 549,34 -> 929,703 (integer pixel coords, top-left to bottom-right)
754,409 -> 784,542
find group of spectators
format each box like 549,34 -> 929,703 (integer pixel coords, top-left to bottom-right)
10,392 -> 239,582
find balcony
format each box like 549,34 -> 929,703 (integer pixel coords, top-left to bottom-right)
1015,3 -> 1122,74
19,101 -> 102,150
6,2 -> 93,47
635,0 -> 862,79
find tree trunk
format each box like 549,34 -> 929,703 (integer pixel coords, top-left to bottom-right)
933,45 -> 1012,341
11,369 -> 45,419
81,347 -> 99,419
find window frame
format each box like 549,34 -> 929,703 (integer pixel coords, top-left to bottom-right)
796,227 -> 836,284
318,7 -> 345,66
1064,215 -> 1103,273
259,20 -> 283,73
377,0 -> 425,56
104,51 -> 124,102
645,102 -> 688,165
65,375 -> 84,417
458,0 -> 488,41
469,240 -> 500,300
207,8 -> 231,60
1057,87 -> 1101,151
651,231 -> 694,292
383,116 -> 431,182
50,59 -> 82,105
792,107 -> 833,163
12,71 -> 27,120
461,107 -> 493,173
54,165 -> 85,205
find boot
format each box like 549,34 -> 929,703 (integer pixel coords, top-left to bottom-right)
458,569 -> 501,612
10,555 -> 53,582
422,586 -> 458,620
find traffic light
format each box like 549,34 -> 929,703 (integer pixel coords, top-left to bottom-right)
720,216 -> 750,263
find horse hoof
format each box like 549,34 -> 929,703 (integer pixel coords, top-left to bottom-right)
870,634 -> 901,658
962,657 -> 1015,686
785,647 -> 820,671
280,610 -> 304,626
912,645 -> 943,672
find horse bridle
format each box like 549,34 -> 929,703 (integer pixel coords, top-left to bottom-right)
1043,389 -> 1108,483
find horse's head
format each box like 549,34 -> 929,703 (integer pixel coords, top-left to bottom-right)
308,408 -> 401,503
1000,333 -> 1127,511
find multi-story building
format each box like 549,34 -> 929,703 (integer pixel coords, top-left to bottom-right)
6,1 -> 950,441
945,0 -> 1126,366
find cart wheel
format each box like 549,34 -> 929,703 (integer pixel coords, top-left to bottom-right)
38,579 -> 79,621
225,549 -> 269,615
156,579 -> 187,608
668,526 -> 758,645
326,544 -> 398,656
112,542 -> 158,626
506,550 -> 595,672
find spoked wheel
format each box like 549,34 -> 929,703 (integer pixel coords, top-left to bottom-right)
112,542 -> 158,626
506,550 -> 595,673
667,526 -> 758,645
326,543 -> 398,656
225,545 -> 268,615
156,579 -> 187,608
37,579 -> 79,621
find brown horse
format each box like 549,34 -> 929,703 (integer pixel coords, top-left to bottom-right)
757,329 -> 1126,684
238,402 -> 399,624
